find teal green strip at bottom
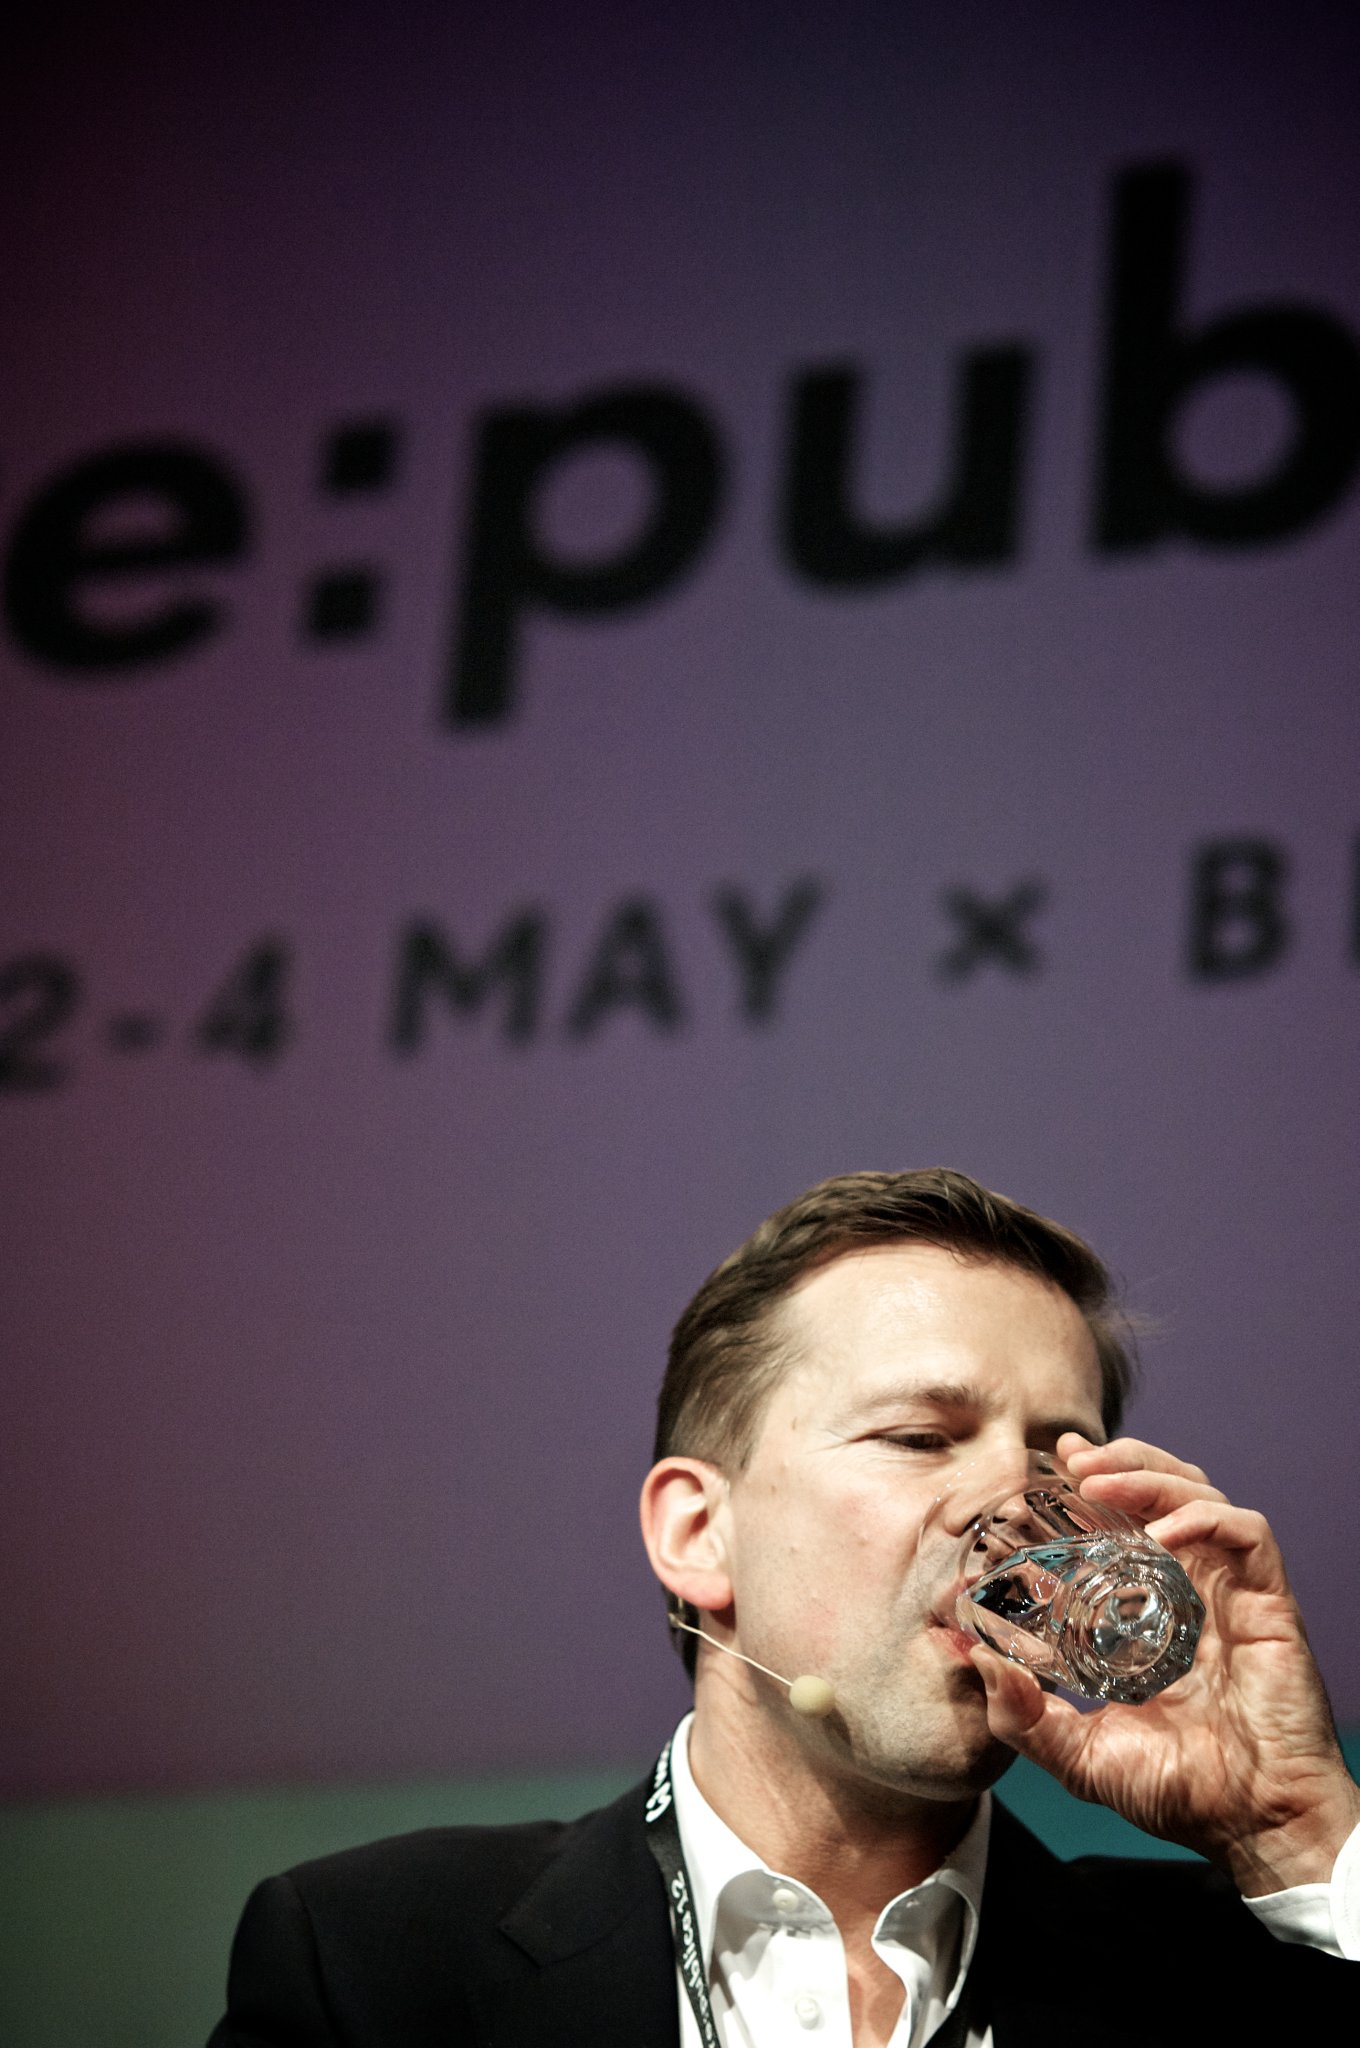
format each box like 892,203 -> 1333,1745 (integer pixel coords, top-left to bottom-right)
3,1733 -> 1357,2048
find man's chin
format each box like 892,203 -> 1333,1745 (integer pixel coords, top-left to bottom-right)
889,1719 -> 1018,1803
932,1735 -> 1018,1801
830,1689 -> 1019,1809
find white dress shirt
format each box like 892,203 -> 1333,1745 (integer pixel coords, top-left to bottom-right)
667,1714 -> 1358,2048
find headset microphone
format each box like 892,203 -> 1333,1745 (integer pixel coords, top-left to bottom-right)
668,1614 -> 837,1718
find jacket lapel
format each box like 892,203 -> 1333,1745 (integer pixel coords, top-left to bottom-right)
481,1775 -> 1145,2048
488,1776 -> 681,2048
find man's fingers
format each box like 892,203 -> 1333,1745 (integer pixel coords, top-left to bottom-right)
1142,1499 -> 1286,1589
1080,1466 -> 1228,1515
1056,1437 -> 1289,1598
971,1646 -> 1045,1736
971,1647 -> 1087,1777
1061,1434 -> 1212,1487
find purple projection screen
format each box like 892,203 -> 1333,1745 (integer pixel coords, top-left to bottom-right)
3,5 -> 1358,1798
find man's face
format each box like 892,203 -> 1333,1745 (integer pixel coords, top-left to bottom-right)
715,1242 -> 1105,1805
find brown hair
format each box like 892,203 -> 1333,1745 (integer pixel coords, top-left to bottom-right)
654,1168 -> 1137,1673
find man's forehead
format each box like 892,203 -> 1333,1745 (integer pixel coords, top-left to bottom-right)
766,1241 -> 1103,1412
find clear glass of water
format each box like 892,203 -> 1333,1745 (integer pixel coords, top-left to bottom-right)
935,1449 -> 1204,1704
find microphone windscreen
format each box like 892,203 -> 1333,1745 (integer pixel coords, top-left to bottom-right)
788,1675 -> 836,1718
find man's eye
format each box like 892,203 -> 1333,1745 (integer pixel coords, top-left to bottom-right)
880,1431 -> 950,1451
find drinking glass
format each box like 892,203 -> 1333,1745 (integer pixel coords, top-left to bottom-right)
932,1449 -> 1204,1704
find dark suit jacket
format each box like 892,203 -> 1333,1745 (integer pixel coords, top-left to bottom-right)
208,1776 -> 1341,2046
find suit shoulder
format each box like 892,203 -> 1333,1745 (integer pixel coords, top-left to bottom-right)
990,1807 -> 1304,1963
1062,1850 -> 1227,1890
1052,1850 -> 1336,1979
281,1816 -> 575,1925
214,1818 -> 594,2044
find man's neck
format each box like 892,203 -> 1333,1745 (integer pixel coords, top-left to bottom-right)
685,1678 -> 977,1943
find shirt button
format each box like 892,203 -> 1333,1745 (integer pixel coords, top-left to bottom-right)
771,1885 -> 802,1914
794,1994 -> 822,2028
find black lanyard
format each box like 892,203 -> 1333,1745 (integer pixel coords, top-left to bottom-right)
644,1740 -> 723,2048
642,1739 -> 987,2048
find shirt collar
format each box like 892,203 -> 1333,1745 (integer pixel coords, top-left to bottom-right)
667,1710 -> 991,1986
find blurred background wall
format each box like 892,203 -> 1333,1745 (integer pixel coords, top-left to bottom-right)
3,4 -> 1357,2041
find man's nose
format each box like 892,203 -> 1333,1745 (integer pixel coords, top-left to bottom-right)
930,1463 -> 994,1540
930,1444 -> 1044,1539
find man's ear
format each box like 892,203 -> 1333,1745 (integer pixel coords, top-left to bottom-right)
639,1457 -> 732,1614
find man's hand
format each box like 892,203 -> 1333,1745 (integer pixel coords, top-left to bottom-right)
971,1433 -> 1360,1896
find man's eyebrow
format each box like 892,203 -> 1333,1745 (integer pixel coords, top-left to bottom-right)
850,1379 -> 990,1416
